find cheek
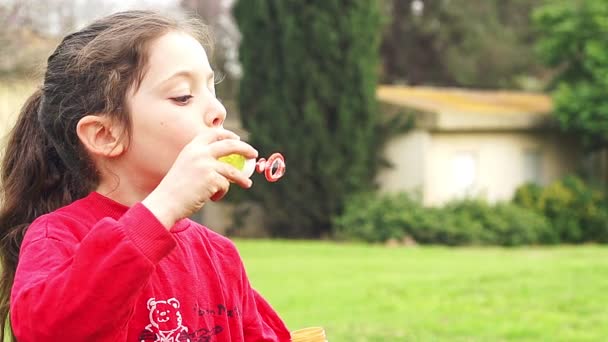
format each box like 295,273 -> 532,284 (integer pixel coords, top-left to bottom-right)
128,96 -> 204,156
137,111 -> 196,147
160,120 -> 199,152
159,106 -> 202,140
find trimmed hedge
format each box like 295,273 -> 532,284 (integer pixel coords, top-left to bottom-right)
334,193 -> 552,246
514,176 -> 608,243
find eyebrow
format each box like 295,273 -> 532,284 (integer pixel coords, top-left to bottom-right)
157,70 -> 215,88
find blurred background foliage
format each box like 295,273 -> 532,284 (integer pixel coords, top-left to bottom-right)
535,0 -> 608,150
233,1 -> 411,238
2,0 -> 608,245
380,0 -> 549,89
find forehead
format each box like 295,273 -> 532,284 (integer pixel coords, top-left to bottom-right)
144,31 -> 213,82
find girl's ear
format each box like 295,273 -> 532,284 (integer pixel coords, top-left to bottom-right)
76,115 -> 126,158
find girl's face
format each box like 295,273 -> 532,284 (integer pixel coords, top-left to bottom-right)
123,31 -> 226,190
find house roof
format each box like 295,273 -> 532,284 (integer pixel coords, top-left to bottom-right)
377,85 -> 556,131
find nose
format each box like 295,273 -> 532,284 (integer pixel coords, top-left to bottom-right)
205,97 -> 227,127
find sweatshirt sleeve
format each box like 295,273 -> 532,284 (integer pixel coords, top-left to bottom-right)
239,263 -> 291,342
251,289 -> 292,341
10,203 -> 176,341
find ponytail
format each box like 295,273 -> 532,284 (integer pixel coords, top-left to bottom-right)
0,88 -> 88,341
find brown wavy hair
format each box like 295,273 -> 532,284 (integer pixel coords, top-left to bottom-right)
0,10 -> 210,340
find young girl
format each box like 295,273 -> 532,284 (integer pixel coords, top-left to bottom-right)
0,10 -> 291,342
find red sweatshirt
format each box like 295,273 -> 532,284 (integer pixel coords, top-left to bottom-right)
10,192 -> 291,342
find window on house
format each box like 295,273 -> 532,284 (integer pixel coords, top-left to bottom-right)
523,149 -> 542,184
452,151 -> 478,196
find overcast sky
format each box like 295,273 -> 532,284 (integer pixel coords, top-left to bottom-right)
103,0 -> 178,11
65,0 -> 181,31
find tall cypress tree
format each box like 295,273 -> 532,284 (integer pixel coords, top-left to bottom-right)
234,1 -> 386,237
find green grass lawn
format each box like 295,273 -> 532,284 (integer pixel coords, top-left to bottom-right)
237,240 -> 608,341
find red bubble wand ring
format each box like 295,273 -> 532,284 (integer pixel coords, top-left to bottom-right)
254,153 -> 286,182
219,152 -> 286,183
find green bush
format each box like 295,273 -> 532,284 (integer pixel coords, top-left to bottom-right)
513,182 -> 543,210
333,193 -> 486,245
408,204 -> 485,246
334,193 -> 552,246
491,203 -> 557,245
514,176 -> 608,243
440,199 -> 552,246
333,193 -> 421,243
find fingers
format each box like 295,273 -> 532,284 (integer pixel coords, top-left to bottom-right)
214,160 -> 253,189
210,173 -> 231,201
210,191 -> 227,202
187,129 -> 257,159
176,128 -> 255,205
214,129 -> 241,141
190,128 -> 241,145
209,139 -> 259,160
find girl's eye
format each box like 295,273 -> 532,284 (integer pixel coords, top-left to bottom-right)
171,95 -> 193,105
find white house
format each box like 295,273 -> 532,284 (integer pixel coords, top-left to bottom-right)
376,85 -> 582,206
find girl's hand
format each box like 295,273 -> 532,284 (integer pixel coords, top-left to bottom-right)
142,128 -> 258,229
